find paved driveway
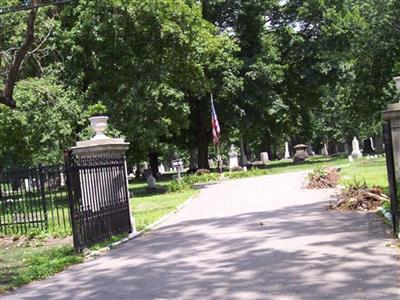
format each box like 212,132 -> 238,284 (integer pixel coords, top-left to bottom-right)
5,172 -> 400,299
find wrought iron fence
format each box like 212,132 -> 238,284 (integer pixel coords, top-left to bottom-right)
65,153 -> 132,251
0,165 -> 71,235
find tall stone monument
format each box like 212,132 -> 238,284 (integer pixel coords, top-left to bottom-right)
321,142 -> 329,156
284,142 -> 291,159
351,137 -> 362,159
228,145 -> 239,170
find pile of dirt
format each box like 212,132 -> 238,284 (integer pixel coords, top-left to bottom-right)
306,167 -> 340,189
329,185 -> 388,212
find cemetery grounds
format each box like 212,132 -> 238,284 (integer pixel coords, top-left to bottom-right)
0,155 -> 390,293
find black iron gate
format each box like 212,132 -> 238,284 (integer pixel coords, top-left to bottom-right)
383,123 -> 399,235
64,152 -> 132,251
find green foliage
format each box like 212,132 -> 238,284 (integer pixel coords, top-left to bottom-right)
167,180 -> 192,193
57,0 -> 241,163
195,169 -> 211,175
0,0 -> 399,171
308,165 -> 329,182
167,172 -> 220,192
224,168 -> 269,180
0,76 -> 83,168
344,177 -> 368,191
86,102 -> 108,117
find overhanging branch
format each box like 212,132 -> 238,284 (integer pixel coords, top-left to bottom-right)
0,2 -> 38,109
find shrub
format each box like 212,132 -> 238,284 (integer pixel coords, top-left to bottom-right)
231,166 -> 243,172
195,169 -> 210,175
224,168 -> 269,179
167,180 -> 191,193
166,173 -> 220,192
185,173 -> 219,185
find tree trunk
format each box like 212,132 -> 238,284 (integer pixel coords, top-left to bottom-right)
0,2 -> 38,108
148,152 -> 159,178
240,136 -> 248,165
188,95 -> 210,169
262,131 -> 272,160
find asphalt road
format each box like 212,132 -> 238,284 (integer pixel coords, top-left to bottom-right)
5,172 -> 400,299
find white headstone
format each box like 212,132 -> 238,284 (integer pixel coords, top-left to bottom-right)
228,145 -> 239,170
147,175 -> 157,188
284,142 -> 290,159
60,172 -> 65,187
243,166 -> 248,172
260,152 -> 269,164
158,163 -> 165,175
348,155 -> 354,162
24,179 -> 30,191
208,159 -> 215,168
351,136 -> 362,159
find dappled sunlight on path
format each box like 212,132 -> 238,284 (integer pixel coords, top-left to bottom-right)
5,172 -> 400,300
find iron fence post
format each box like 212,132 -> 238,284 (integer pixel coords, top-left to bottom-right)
64,151 -> 80,252
124,157 -> 135,233
38,164 -> 49,229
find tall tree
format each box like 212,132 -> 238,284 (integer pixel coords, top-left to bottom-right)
59,0 -> 241,169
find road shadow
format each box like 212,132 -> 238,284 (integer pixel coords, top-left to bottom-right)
8,199 -> 400,300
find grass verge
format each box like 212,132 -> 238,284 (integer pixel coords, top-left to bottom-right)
131,190 -> 198,231
0,237 -> 82,293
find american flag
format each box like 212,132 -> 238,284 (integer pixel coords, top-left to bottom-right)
211,94 -> 221,145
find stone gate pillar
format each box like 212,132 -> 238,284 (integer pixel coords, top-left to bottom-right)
70,116 -> 136,233
383,77 -> 400,179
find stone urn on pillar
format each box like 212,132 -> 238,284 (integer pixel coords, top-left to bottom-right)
90,116 -> 109,140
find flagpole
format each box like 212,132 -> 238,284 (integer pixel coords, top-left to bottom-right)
217,142 -> 222,174
211,93 -> 222,173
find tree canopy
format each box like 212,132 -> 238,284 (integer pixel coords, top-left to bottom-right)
0,0 -> 399,168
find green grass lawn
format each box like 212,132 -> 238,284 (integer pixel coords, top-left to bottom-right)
267,155 -> 350,174
129,180 -> 197,231
0,238 -> 82,293
339,157 -> 388,189
266,155 -> 388,190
